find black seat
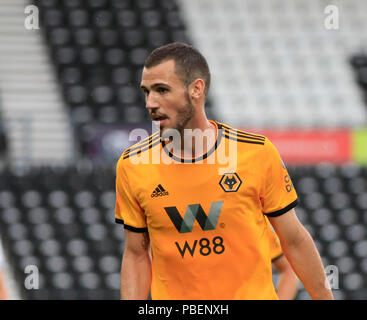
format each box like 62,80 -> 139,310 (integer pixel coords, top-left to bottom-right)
78,272 -> 101,290
36,0 -> 58,9
129,47 -> 149,66
79,207 -> 101,225
79,47 -> 102,65
51,272 -> 75,290
98,29 -> 119,47
71,255 -> 94,273
141,10 -> 163,28
111,67 -> 132,85
39,239 -> 62,257
90,85 -> 114,105
121,29 -> 146,48
136,0 -> 156,10
326,240 -> 348,258
74,190 -> 95,209
54,47 -> 78,65
345,224 -> 366,242
116,10 -> 138,28
147,29 -> 169,47
49,28 -> 71,46
68,9 -> 89,28
110,0 -> 132,10
85,67 -> 109,86
64,85 -> 88,105
87,0 -> 108,9
166,11 -> 185,28
104,48 -> 126,66
319,223 -> 341,242
60,67 -> 82,85
45,256 -> 68,273
93,10 -> 114,28
98,106 -> 120,123
73,28 -> 95,47
43,9 -> 64,27
116,86 -> 140,104
62,0 -> 83,9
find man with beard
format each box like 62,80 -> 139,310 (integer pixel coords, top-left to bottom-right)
115,42 -> 333,300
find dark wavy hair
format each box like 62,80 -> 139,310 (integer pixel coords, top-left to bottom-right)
144,42 -> 211,96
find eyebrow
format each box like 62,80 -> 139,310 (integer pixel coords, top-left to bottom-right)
140,83 -> 171,91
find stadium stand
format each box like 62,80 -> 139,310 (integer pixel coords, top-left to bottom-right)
33,0 -> 217,162
178,0 -> 367,129
0,164 -> 366,299
0,165 -> 121,299
0,0 -> 75,167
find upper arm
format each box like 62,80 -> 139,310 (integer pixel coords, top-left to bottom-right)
268,208 -> 308,249
124,229 -> 150,257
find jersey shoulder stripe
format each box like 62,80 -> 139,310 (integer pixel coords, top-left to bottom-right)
123,132 -> 160,160
224,133 -> 265,145
124,131 -> 159,154
220,123 -> 266,141
224,129 -> 265,142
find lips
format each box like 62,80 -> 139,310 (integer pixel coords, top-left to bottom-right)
151,113 -> 168,123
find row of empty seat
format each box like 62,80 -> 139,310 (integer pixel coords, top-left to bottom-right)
178,0 -> 367,128
0,164 -> 366,299
0,164 -> 122,300
34,0 -> 200,162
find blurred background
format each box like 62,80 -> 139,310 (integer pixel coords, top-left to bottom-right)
0,0 -> 366,300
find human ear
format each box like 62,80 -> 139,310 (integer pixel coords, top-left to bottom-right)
189,79 -> 205,100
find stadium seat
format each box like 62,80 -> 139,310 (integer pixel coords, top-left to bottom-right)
73,28 -> 96,47
34,0 -> 204,159
0,164 -> 365,299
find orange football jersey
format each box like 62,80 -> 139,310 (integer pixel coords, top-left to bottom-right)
115,121 -> 298,299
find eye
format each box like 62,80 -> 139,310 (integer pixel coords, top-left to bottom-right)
157,87 -> 168,93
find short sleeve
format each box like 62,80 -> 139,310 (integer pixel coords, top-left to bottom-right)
115,158 -> 147,232
261,138 -> 298,217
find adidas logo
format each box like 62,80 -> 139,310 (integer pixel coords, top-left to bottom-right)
151,184 -> 169,198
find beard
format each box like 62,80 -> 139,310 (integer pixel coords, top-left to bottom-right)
160,91 -> 195,141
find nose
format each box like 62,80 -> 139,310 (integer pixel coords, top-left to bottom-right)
145,92 -> 159,111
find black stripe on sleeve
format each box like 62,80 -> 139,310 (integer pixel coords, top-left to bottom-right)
115,218 -> 124,225
115,219 -> 148,233
264,199 -> 299,218
124,224 -> 148,233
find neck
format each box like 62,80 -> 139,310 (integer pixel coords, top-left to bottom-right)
168,109 -> 216,159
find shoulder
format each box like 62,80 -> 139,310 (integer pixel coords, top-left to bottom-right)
119,131 -> 161,162
115,131 -> 160,177
216,121 -> 268,147
216,122 -> 282,167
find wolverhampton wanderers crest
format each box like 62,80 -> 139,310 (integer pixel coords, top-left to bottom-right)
219,173 -> 242,192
